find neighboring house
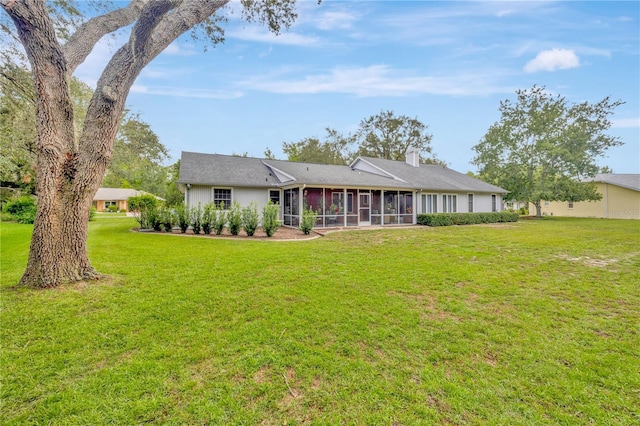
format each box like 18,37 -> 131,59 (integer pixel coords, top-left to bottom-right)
92,188 -> 162,212
177,150 -> 508,228
532,174 -> 640,220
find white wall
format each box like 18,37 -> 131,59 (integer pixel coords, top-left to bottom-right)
186,185 -> 281,216
418,192 -> 502,213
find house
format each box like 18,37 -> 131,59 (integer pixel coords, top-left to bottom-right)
92,188 -> 162,212
177,150 -> 507,228
533,174 -> 640,220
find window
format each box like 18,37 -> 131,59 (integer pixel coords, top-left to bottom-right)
568,201 -> 574,209
491,194 -> 497,212
422,194 -> 437,213
213,188 -> 232,209
269,190 -> 280,205
468,194 -> 474,213
442,194 -> 457,213
104,201 -> 117,210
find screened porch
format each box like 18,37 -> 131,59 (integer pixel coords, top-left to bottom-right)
282,187 -> 414,228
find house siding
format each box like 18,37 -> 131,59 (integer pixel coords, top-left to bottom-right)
417,192 -> 500,214
475,193 -> 501,213
185,184 -> 212,206
534,183 -> 640,219
185,186 -> 275,213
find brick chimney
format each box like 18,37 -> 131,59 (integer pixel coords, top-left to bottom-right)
406,148 -> 420,167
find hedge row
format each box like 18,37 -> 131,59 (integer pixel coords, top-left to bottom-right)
417,211 -> 519,226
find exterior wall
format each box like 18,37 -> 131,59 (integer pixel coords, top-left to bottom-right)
418,192 -> 501,214
185,185 -> 281,218
234,187 -> 274,214
533,183 -> 640,219
93,199 -> 128,212
474,193 -> 501,213
185,184 -> 213,206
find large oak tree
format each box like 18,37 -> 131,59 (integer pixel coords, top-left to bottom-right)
1,0 -> 298,288
472,86 -> 623,217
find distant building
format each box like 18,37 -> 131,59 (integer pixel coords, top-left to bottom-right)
92,188 -> 163,212
532,174 -> 640,220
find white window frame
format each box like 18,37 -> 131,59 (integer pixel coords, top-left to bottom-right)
212,187 -> 233,209
268,189 -> 281,205
422,193 -> 438,213
442,194 -> 457,213
468,193 -> 474,213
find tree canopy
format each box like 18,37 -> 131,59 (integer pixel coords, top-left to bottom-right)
472,85 -> 623,217
0,64 -> 174,201
283,128 -> 352,165
282,111 -> 443,165
355,110 -> 435,162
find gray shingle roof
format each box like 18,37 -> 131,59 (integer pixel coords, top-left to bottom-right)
356,157 -> 508,193
178,152 -> 279,187
94,188 -> 162,201
178,151 -> 508,193
586,174 -> 640,192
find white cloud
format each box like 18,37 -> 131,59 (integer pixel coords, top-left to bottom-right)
161,42 -> 197,57
131,85 -> 243,99
496,10 -> 514,18
612,117 -> 640,129
524,48 -> 580,73
315,10 -> 358,30
239,65 -> 512,97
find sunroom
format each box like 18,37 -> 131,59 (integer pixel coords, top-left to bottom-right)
282,187 -> 415,228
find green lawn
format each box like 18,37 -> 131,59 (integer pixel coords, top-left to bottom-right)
1,217 -> 639,424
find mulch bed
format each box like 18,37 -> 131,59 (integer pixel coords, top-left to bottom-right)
136,226 -> 321,240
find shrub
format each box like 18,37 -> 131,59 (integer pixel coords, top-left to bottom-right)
149,208 -> 162,231
417,212 -> 519,227
176,203 -> 190,233
202,203 -> 215,235
262,201 -> 280,237
160,207 -> 174,232
89,207 -> 97,222
3,196 -> 37,224
242,202 -> 260,236
300,207 -> 318,235
107,205 -> 118,213
212,202 -> 226,235
128,194 -> 160,229
227,201 -> 242,236
191,204 -> 203,234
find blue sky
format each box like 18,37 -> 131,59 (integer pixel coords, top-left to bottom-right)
76,1 -> 639,173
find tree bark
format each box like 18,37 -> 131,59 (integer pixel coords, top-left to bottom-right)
533,200 -> 542,218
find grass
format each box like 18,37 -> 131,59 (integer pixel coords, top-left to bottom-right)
1,217 -> 639,424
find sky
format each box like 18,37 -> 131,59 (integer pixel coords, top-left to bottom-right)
75,0 -> 639,174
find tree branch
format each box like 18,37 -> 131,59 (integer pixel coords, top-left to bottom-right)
139,0 -> 230,65
62,0 -> 148,75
